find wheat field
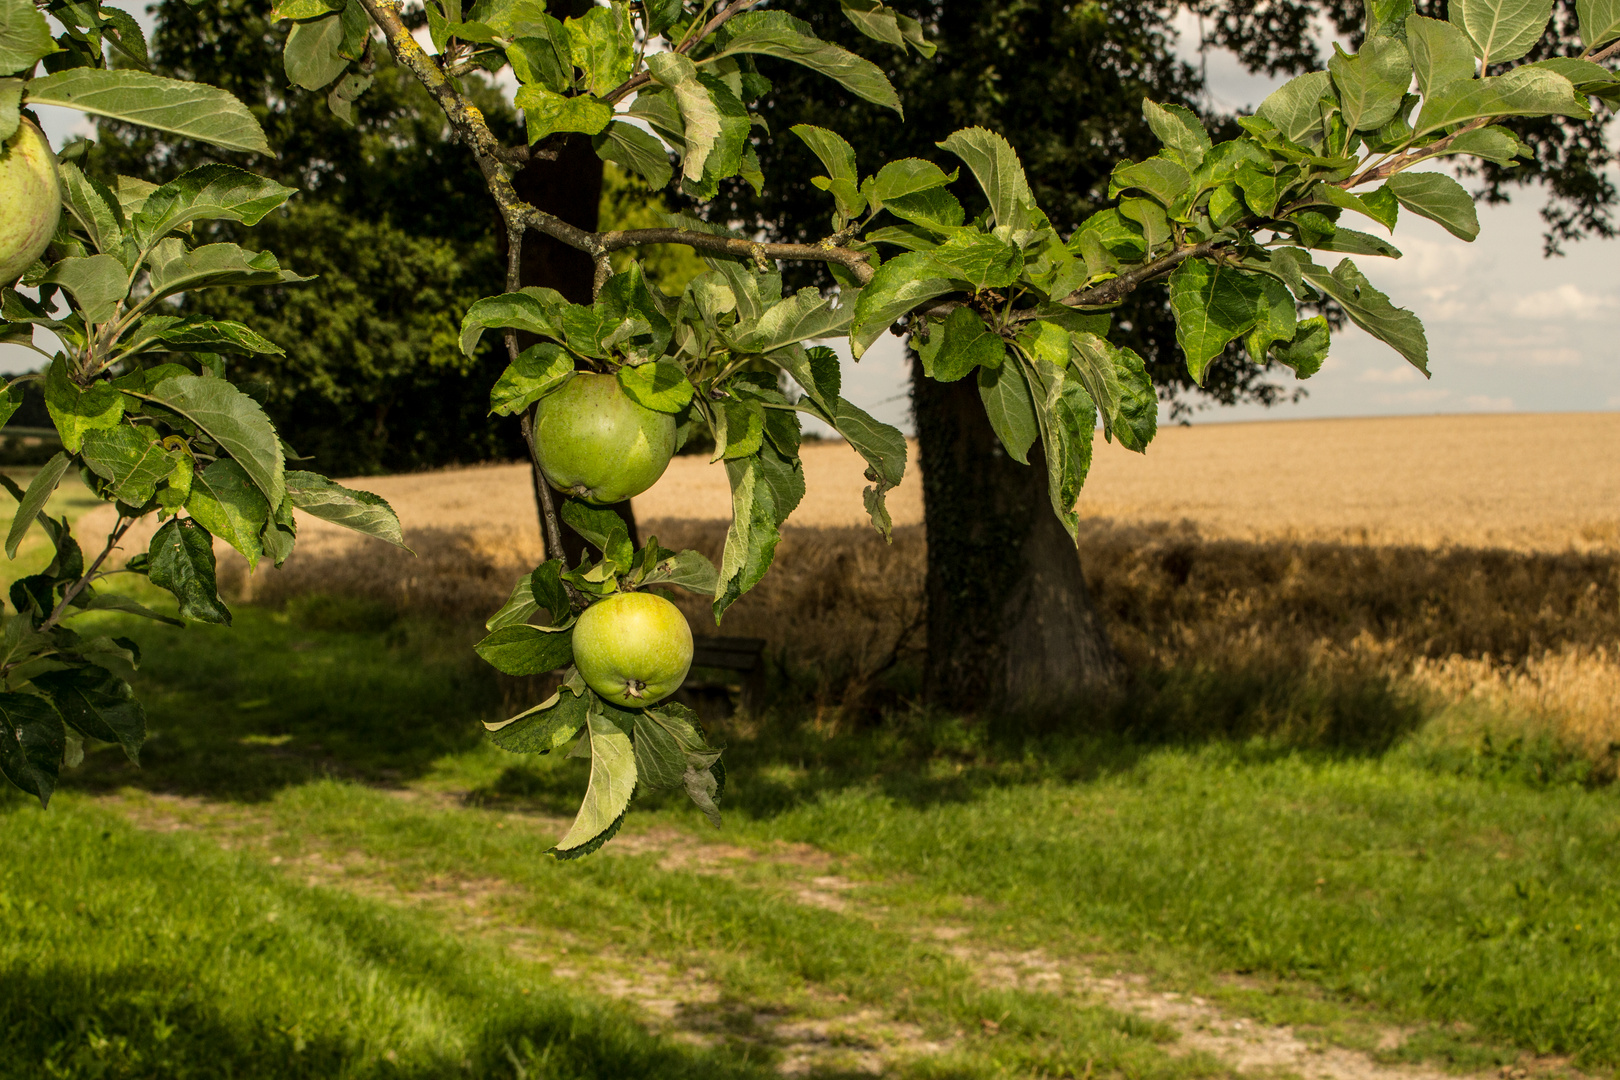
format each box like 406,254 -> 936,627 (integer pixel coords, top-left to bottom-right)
78,412 -> 1618,770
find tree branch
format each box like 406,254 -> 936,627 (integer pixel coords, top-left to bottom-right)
598,228 -> 877,283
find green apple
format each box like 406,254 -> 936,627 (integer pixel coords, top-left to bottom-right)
533,372 -> 676,505
572,591 -> 694,708
0,120 -> 61,285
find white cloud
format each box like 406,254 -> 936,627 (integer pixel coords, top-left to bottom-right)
1510,284 -> 1618,321
1528,347 -> 1583,366
1609,395 -> 1620,407
1463,394 -> 1515,411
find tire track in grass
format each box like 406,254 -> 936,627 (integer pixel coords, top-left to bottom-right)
100,791 -> 1597,1080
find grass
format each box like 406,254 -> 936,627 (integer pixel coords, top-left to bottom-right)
3,593 -> 1618,1078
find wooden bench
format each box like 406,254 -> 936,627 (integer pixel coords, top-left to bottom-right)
682,635 -> 768,717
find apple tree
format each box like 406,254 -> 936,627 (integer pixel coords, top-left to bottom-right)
2,0 -> 1616,855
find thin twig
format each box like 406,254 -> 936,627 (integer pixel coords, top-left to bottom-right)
40,516 -> 134,634
600,0 -> 769,106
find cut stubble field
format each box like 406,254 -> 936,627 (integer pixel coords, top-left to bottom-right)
6,412 -> 1619,1080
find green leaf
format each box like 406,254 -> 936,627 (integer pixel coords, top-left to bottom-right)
0,692 -> 64,808
1277,249 -> 1429,374
638,549 -> 719,595
1275,315 -> 1331,377
186,459 -> 268,569
514,85 -> 611,144
0,77 -> 20,142
58,161 -> 124,255
633,705 -> 720,791
33,667 -> 145,765
560,501 -> 631,554
713,11 -> 901,114
1579,0 -> 1620,48
1414,67 -> 1589,138
148,374 -> 285,506
285,470 -> 409,551
792,123 -> 864,219
551,702 -> 637,857
44,359 -> 124,454
459,288 -> 568,357
1441,126 -> 1530,166
1142,99 -> 1212,168
0,385 -> 20,430
475,623 -> 574,676
81,425 -> 175,508
4,451 -> 68,558
490,343 -> 574,416
270,0 -> 345,19
977,358 -> 1038,465
1245,275 -> 1299,363
148,517 -> 230,624
1386,171 -> 1480,241
1366,0 -> 1417,40
1025,356 -> 1096,541
734,288 -> 850,353
849,251 -> 956,358
485,675 -> 589,753
617,361 -> 693,414
40,255 -> 128,324
714,398 -> 765,461
1406,15 -> 1477,98
131,165 -> 296,250
1108,344 -> 1157,453
593,121 -> 672,190
1108,155 -> 1192,209
714,454 -> 788,621
284,11 -> 350,91
78,591 -> 185,627
0,0 -> 55,75
146,243 -> 307,300
928,233 -> 1024,292
869,157 -> 954,204
937,127 -> 1035,232
642,53 -> 724,187
1329,37 -> 1412,132
566,3 -> 633,96
1167,260 -> 1265,383
828,397 -> 905,537
839,0 -> 935,58
1256,71 -> 1334,146
918,306 -> 1004,383
1450,0 -> 1553,65
24,68 -> 271,154
880,187 -> 965,232
132,314 -> 285,356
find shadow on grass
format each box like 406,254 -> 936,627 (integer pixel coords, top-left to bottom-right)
0,964 -> 788,1080
69,591 -> 1568,818
66,597 -> 498,802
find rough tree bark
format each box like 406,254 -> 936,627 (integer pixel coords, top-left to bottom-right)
910,354 -> 1120,714
503,129 -> 638,564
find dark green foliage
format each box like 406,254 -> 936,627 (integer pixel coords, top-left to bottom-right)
85,0 -> 527,475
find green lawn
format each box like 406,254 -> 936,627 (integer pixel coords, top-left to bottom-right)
1,595 -> 1616,1079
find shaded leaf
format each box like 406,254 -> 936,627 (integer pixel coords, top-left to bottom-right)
81,425 -> 175,507
131,164 -> 296,249
33,667 -> 145,764
485,673 -> 589,753
475,623 -> 574,676
849,251 -> 955,357
617,361 -> 693,414
1167,260 -> 1265,383
593,121 -> 672,190
459,288 -> 569,357
148,517 -> 230,624
490,343 -> 574,416
1386,171 -> 1480,240
4,451 -> 68,558
977,358 -> 1038,465
0,691 -> 64,807
714,11 -> 900,113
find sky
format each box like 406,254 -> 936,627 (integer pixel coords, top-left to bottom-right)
6,8 -> 1617,437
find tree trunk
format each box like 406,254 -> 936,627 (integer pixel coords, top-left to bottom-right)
910,353 -> 1120,714
503,129 -> 637,563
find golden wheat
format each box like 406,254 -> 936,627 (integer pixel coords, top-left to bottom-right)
123,413 -> 1616,766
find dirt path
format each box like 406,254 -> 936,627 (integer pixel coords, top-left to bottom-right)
101,791 -> 1582,1080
